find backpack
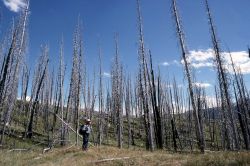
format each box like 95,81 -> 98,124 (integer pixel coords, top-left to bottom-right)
79,125 -> 87,135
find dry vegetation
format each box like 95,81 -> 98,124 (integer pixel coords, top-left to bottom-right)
1,146 -> 250,166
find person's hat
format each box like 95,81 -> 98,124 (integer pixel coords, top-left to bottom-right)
86,118 -> 91,122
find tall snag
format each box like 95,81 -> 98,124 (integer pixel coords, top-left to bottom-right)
172,0 -> 205,153
125,76 -> 132,148
204,0 -> 239,150
0,2 -> 29,143
97,44 -> 104,146
147,51 -> 163,149
66,21 -> 83,146
52,38 -> 66,145
136,0 -> 154,151
27,46 -> 49,138
111,34 -> 123,148
229,53 -> 249,150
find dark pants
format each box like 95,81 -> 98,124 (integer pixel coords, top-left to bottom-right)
82,133 -> 89,150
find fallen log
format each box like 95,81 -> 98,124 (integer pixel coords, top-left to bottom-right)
8,148 -> 29,152
43,147 -> 52,154
91,156 -> 131,163
90,154 -> 153,164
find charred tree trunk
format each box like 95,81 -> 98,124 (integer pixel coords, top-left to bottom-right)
148,51 -> 163,149
27,54 -> 49,138
204,0 -> 239,150
136,0 -> 154,151
172,0 -> 205,153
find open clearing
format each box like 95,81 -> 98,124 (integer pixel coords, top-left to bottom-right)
1,146 -> 250,166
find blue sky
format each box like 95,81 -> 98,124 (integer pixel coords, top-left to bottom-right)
1,0 -> 250,96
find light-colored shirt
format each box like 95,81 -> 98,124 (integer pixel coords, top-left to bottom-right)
83,124 -> 91,134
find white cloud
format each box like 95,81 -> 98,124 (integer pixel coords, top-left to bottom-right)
160,60 -> 180,67
221,51 -> 250,74
183,49 -> 250,74
188,49 -> 214,62
25,96 -> 31,101
161,62 -> 169,66
173,60 -> 180,65
159,83 -> 185,89
182,49 -> 215,68
191,62 -> 214,68
193,82 -> 211,88
17,95 -> 31,101
103,72 -> 111,78
3,0 -> 26,12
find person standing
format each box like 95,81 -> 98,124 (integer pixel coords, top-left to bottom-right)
79,118 -> 92,151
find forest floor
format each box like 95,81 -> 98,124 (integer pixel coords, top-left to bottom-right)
0,144 -> 250,166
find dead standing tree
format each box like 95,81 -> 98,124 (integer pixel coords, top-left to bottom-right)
20,64 -> 30,128
125,76 -> 132,148
0,0 -> 29,144
97,44 -> 104,146
148,51 -> 163,149
136,0 -> 154,151
42,61 -> 53,147
0,0 -> 29,140
52,38 -> 66,145
26,46 -> 49,138
111,34 -> 123,148
59,40 -> 66,146
204,0 -> 239,150
70,23 -> 83,146
229,53 -> 250,150
63,22 -> 83,146
172,0 -> 205,153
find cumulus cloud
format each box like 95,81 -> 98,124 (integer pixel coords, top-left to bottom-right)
180,49 -> 250,74
188,49 -> 214,63
3,0 -> 26,12
222,51 -> 250,74
193,82 -> 211,88
180,49 -> 215,68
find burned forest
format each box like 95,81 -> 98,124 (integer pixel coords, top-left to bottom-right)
0,0 -> 250,157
